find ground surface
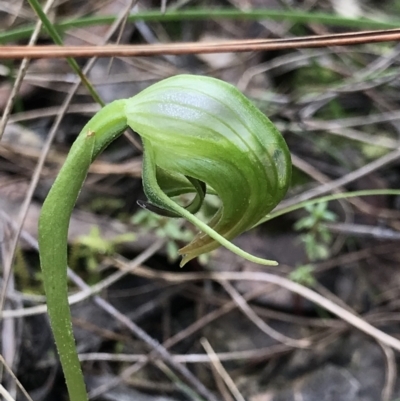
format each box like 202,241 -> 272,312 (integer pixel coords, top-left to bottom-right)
1,1 -> 400,400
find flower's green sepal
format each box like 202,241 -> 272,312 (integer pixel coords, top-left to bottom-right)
124,75 -> 292,264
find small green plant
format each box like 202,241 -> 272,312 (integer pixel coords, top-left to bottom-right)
38,74 -> 292,401
294,201 -> 337,262
289,264 -> 316,287
70,226 -> 135,274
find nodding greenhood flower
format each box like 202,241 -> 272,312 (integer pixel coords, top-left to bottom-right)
124,75 -> 292,264
40,74 -> 291,270
38,74 -> 291,401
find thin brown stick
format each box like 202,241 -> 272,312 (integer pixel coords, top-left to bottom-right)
3,28 -> 400,59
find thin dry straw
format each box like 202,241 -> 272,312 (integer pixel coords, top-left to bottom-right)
2,28 -> 400,59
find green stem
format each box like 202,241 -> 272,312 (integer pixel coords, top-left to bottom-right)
261,189 -> 400,224
2,8 -> 398,44
27,0 -> 104,106
38,101 -> 127,401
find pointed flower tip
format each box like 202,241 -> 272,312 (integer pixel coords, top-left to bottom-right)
179,254 -> 189,268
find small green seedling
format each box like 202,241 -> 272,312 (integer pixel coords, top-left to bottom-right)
71,226 -> 135,274
289,264 -> 316,287
294,201 -> 337,261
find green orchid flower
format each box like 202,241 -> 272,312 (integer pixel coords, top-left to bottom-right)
38,74 -> 291,401
126,75 -> 291,264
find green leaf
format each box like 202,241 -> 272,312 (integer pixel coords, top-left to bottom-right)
294,215 -> 316,230
289,264 -> 316,286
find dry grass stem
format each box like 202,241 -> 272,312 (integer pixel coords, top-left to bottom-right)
2,28 -> 400,59
201,337 -> 245,401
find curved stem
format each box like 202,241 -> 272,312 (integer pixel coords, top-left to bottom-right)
39,78 -> 284,401
38,100 -> 127,401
